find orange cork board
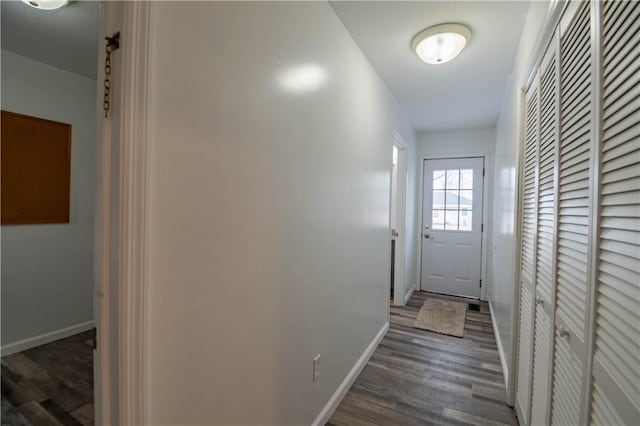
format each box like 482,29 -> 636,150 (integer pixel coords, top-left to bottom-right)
1,110 -> 71,225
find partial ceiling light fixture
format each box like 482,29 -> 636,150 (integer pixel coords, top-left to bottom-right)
412,23 -> 471,65
21,0 -> 68,10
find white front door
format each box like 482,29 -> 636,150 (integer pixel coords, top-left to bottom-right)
420,157 -> 484,298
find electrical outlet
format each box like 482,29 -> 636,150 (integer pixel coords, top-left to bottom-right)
313,354 -> 321,382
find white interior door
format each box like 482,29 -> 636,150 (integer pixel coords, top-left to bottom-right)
516,78 -> 539,423
589,1 -> 640,423
420,157 -> 484,298
550,2 -> 591,424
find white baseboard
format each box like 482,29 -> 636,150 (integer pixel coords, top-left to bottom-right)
403,284 -> 417,305
1,321 -> 94,356
312,321 -> 389,426
488,299 -> 509,394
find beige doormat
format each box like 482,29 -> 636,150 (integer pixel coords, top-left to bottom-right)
414,298 -> 467,337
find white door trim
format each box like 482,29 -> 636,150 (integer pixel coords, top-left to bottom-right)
94,3 -> 119,424
392,130 -> 408,305
118,2 -> 151,425
95,2 -> 151,425
416,153 -> 492,301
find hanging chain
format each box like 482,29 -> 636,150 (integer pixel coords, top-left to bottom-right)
103,32 -> 121,118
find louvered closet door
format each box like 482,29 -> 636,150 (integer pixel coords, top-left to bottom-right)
550,2 -> 593,425
530,37 -> 559,426
589,1 -> 640,424
516,80 -> 540,425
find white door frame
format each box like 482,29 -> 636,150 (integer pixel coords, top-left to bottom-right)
416,153 -> 492,301
95,2 -> 151,425
391,130 -> 408,305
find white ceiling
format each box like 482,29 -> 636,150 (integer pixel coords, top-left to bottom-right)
331,1 -> 531,133
1,0 -> 100,79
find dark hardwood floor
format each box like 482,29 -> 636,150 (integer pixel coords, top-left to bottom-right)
328,291 -> 518,426
1,331 -> 94,426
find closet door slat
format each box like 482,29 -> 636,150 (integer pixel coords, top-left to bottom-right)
557,1 -> 591,342
551,3 -> 591,425
591,383 -> 625,426
552,328 -> 582,426
530,39 -> 559,425
530,303 -> 552,425
536,53 -> 558,306
516,82 -> 540,425
516,284 -> 534,423
590,1 -> 640,424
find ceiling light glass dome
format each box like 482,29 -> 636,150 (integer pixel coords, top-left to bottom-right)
412,24 -> 471,65
21,0 -> 68,10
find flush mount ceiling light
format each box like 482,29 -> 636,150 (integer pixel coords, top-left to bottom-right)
411,23 -> 471,65
21,0 -> 68,10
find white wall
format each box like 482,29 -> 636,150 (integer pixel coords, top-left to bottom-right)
487,0 -> 551,395
416,127 -> 496,297
1,50 -> 97,351
417,127 -> 496,157
144,2 -> 416,424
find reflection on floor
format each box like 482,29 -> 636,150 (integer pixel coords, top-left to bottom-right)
328,291 -> 518,426
1,331 -> 94,426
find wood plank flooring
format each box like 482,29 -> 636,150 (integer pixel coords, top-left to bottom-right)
1,331 -> 94,426
328,291 -> 518,426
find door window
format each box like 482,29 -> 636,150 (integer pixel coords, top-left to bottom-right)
432,169 -> 473,231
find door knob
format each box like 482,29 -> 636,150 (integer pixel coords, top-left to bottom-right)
535,297 -> 544,306
559,326 -> 570,338
424,234 -> 430,239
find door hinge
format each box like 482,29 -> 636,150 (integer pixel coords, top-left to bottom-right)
481,223 -> 484,233
483,168 -> 485,177
92,327 -> 97,350
479,279 -> 482,288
